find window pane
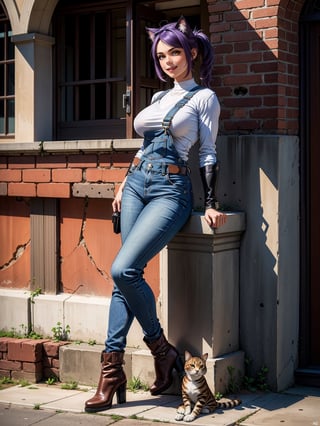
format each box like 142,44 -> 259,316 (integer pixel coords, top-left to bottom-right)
95,83 -> 106,119
0,64 -> 4,96
61,86 -> 75,122
95,14 -> 106,79
8,63 -> 14,95
79,15 -> 91,80
111,12 -> 126,78
0,23 -> 4,60
0,100 -> 4,133
7,99 -> 14,133
65,16 -> 75,82
79,85 -> 90,120
7,30 -> 14,60
111,81 -> 126,119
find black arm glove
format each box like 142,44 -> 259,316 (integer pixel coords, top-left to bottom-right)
199,163 -> 220,210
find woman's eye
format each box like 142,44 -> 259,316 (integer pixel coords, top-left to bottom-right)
157,54 -> 165,60
172,50 -> 181,56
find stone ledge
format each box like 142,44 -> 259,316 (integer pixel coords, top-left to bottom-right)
59,344 -> 244,394
0,139 -> 143,155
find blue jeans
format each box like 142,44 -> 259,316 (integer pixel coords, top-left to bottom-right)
106,162 -> 192,352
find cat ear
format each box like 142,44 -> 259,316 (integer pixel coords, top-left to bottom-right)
146,27 -> 157,42
185,350 -> 192,361
202,353 -> 208,361
176,16 -> 192,35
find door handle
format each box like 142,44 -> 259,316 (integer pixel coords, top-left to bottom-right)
122,90 -> 131,114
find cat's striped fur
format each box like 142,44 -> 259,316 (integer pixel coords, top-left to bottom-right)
175,351 -> 241,422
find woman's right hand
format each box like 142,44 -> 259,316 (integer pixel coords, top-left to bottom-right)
112,178 -> 126,212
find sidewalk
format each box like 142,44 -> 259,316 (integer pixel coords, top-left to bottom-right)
0,382 -> 320,425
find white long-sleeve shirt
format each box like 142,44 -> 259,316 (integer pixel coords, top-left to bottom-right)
133,78 -> 220,168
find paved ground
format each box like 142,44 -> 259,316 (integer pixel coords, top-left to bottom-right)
0,383 -> 319,425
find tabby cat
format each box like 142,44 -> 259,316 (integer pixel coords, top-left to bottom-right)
175,351 -> 241,422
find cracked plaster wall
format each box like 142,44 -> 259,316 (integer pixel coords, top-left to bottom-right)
0,196 -> 160,298
59,198 -> 159,297
0,197 -> 31,288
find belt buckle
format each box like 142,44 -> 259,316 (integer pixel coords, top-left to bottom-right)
167,164 -> 181,174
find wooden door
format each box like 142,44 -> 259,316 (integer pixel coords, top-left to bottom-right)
309,22 -> 320,367
298,9 -> 320,386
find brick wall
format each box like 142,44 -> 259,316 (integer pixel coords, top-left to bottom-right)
0,151 -> 133,199
208,0 -> 303,135
0,337 -> 69,382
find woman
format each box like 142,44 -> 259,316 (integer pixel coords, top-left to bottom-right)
85,16 -> 227,413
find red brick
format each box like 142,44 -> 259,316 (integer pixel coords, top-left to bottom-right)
235,0 -> 265,9
0,338 -> 9,351
68,154 -> 97,168
0,182 -> 7,195
43,366 -> 59,379
8,157 -> 35,169
36,155 -> 68,168
37,183 -> 70,198
42,356 -> 51,367
86,168 -> 127,183
9,339 -> 49,362
8,182 -> 36,197
23,361 -> 43,374
0,359 -> 22,371
52,168 -> 82,182
111,153 -> 135,168
8,339 -> 47,362
23,169 -> 51,182
43,341 -> 69,358
98,155 -> 112,168
0,169 -> 21,182
0,370 -> 10,378
0,157 -> 7,168
52,358 -> 60,369
252,6 -> 278,19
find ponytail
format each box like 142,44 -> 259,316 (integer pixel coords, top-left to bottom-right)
193,29 -> 215,88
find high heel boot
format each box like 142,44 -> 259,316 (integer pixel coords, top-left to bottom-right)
144,332 -> 183,395
85,351 -> 126,412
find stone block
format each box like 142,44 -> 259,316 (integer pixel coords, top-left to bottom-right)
0,289 -> 30,332
207,350 -> 245,395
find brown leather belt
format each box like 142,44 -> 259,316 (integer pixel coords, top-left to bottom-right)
132,157 -> 188,175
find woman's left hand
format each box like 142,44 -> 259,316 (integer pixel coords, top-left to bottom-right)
204,208 -> 227,228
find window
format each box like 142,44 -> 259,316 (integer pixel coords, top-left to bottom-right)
54,1 -> 127,140
53,0 -> 202,140
0,2 -> 14,137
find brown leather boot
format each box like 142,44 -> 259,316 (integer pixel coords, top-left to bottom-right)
85,351 -> 126,412
144,333 -> 183,395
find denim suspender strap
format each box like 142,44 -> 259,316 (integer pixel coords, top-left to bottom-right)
162,85 -> 203,132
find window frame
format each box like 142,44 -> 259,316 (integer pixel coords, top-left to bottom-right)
0,3 -> 14,138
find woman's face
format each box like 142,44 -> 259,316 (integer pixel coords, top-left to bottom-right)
156,40 -> 195,82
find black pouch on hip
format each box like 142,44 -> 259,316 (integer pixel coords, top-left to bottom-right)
112,211 -> 121,234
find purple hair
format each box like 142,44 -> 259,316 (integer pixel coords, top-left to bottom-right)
147,19 -> 214,88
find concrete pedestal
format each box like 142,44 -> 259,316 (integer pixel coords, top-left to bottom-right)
160,211 -> 246,393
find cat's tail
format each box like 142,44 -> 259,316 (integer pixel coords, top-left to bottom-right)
217,399 -> 242,410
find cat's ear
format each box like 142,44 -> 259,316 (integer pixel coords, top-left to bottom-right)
176,16 -> 192,35
202,353 -> 208,361
146,27 -> 157,42
185,350 -> 192,361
